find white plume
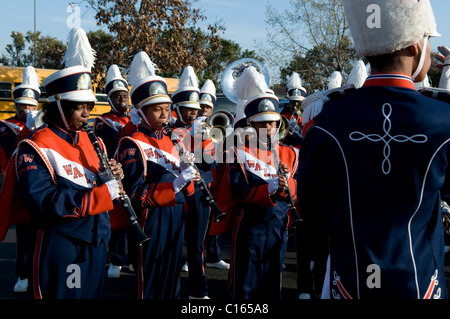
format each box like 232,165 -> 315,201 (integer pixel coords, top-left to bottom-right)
127,51 -> 158,88
327,71 -> 342,90
62,27 -> 96,69
346,60 -> 368,89
234,66 -> 268,101
106,64 -> 125,82
286,72 -> 302,90
21,66 -> 40,91
200,79 -> 216,97
178,65 -> 199,89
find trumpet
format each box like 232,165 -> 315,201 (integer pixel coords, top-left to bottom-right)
204,110 -> 234,143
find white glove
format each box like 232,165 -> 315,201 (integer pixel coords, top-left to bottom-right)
189,116 -> 207,139
25,110 -> 39,130
267,176 -> 279,195
173,166 -> 197,193
105,179 -> 121,200
436,46 -> 450,90
289,118 -> 297,131
130,107 -> 141,125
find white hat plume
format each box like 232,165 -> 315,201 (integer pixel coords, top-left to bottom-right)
62,27 -> 96,69
21,66 -> 41,92
127,51 -> 158,88
234,66 -> 267,100
346,60 -> 368,89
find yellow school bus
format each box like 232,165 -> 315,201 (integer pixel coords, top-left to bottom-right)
0,65 -> 179,120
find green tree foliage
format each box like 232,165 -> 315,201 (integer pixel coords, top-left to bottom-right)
262,0 -> 357,91
90,0 -> 225,79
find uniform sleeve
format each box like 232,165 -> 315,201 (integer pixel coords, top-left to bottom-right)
0,125 -> 19,176
116,138 -> 177,208
16,142 -> 114,222
228,150 -> 275,207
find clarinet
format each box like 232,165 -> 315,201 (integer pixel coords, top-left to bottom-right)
84,123 -> 150,246
163,123 -> 227,223
268,136 -> 303,229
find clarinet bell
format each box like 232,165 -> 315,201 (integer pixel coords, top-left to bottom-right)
291,217 -> 303,229
133,222 -> 150,246
214,211 -> 227,223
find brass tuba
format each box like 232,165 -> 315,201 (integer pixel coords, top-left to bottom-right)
221,58 -> 271,104
277,114 -> 291,141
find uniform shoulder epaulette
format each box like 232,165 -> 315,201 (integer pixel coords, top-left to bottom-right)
301,84 -> 356,126
420,87 -> 450,103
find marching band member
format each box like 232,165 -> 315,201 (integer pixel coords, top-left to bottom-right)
116,52 -> 199,299
14,27 -> 123,299
280,72 -> 305,148
0,66 -> 40,293
171,66 -> 217,299
299,0 -> 449,299
0,67 -> 39,177
228,66 -> 299,299
198,80 -> 230,271
93,64 -> 132,279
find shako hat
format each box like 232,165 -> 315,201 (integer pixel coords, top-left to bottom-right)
105,64 -> 129,97
127,51 -> 171,109
342,0 -> 440,57
199,79 -> 216,108
43,27 -> 96,103
13,66 -> 41,106
286,72 -> 307,101
234,66 -> 280,123
171,66 -> 201,110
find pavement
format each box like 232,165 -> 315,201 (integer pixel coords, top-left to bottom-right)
0,227 -> 300,300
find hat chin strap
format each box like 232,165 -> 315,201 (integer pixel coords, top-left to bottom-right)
107,96 -> 118,113
175,107 -> 187,125
137,108 -> 153,129
57,100 -> 71,131
411,36 -> 429,81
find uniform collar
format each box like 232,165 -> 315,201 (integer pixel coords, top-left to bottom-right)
362,73 -> 416,90
48,122 -> 79,145
138,124 -> 166,139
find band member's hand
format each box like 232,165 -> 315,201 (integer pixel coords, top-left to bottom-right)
108,159 -> 124,181
173,166 -> 199,193
279,162 -> 290,175
277,175 -> 288,192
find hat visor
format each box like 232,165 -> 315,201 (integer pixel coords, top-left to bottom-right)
199,100 -> 214,108
288,96 -> 305,101
137,95 -> 172,109
48,90 -> 97,103
249,112 -> 281,122
107,87 -> 129,97
14,98 -> 38,106
174,101 -> 201,110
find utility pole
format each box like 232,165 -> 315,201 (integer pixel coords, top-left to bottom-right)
33,0 -> 36,66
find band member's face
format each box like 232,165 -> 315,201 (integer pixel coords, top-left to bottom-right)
142,102 -> 171,130
69,102 -> 94,131
110,91 -> 129,114
15,103 -> 37,121
179,106 -> 198,125
289,100 -> 301,112
199,104 -> 213,118
251,120 -> 278,139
